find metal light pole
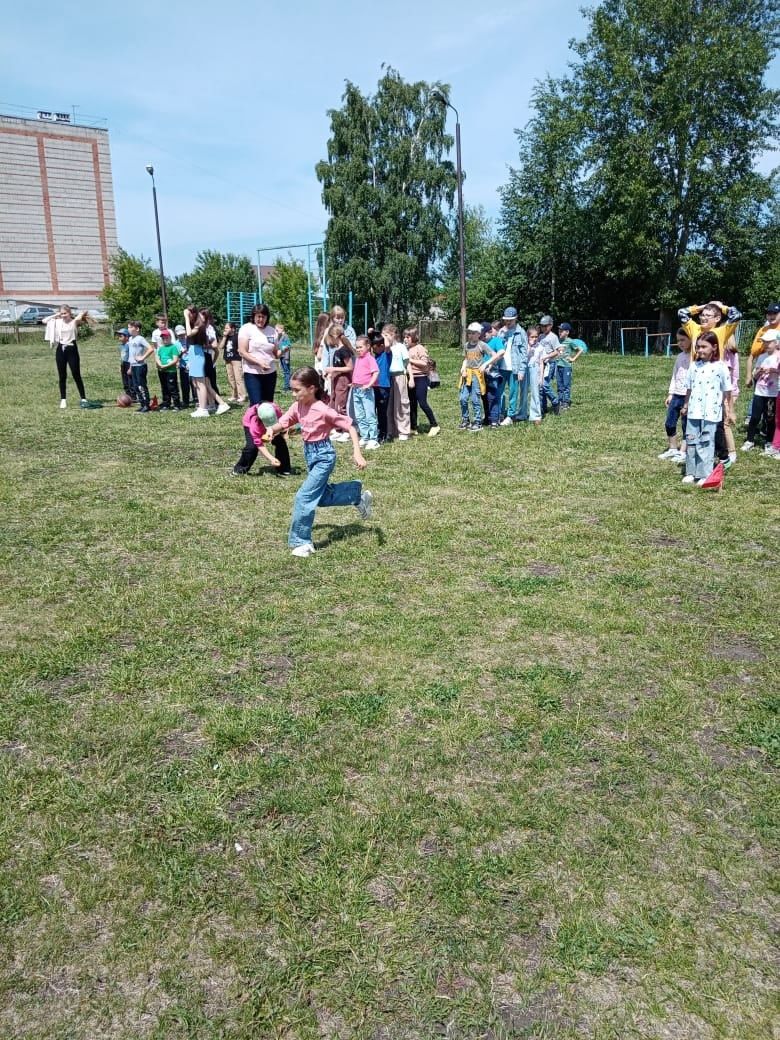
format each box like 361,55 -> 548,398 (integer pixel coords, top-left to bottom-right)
145,165 -> 168,320
431,89 -> 466,348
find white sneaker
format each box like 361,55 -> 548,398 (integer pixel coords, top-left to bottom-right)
59,399 -> 67,409
358,437 -> 366,447
741,441 -> 754,452
696,478 -> 706,486
671,451 -> 686,464
658,448 -> 677,460
681,474 -> 695,484
428,426 -> 440,437
398,434 -> 409,441
364,440 -> 379,450
191,408 -> 210,418
728,452 -> 737,462
355,490 -> 373,520
500,417 -> 513,427
291,543 -> 315,557
764,445 -> 779,457
215,402 -> 231,415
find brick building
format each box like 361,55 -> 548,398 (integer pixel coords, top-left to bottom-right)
0,111 -> 119,311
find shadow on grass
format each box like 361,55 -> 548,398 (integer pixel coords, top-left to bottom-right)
313,522 -> 386,549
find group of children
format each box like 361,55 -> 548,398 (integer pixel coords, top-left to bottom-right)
458,308 -> 587,430
116,314 -> 292,416
659,300 -> 780,485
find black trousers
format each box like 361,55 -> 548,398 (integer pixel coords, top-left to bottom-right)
130,364 -> 150,407
205,353 -> 220,395
747,396 -> 776,443
120,361 -> 133,396
409,376 -> 438,430
374,386 -> 390,441
56,343 -> 86,399
179,367 -> 192,406
159,368 -> 181,407
234,427 -> 291,474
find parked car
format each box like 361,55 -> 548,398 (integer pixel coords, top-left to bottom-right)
0,309 -> 12,323
19,306 -> 56,324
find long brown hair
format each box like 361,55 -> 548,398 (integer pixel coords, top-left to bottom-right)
313,312 -> 330,352
292,365 -> 327,400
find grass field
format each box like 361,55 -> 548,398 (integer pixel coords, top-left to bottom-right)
0,335 -> 777,1039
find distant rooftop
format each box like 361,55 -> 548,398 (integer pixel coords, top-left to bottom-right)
0,103 -> 108,131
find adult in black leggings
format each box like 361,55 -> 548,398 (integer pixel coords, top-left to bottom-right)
404,327 -> 440,435
50,307 -> 90,408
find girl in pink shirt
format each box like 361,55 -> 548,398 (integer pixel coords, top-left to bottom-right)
264,367 -> 373,557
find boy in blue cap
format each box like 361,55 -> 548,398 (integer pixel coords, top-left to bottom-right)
116,327 -> 134,399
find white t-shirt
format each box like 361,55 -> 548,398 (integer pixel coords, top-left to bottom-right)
238,322 -> 277,375
684,360 -> 730,422
152,326 -> 175,348
52,316 -> 79,346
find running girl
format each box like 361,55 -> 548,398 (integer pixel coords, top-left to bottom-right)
263,367 -> 373,557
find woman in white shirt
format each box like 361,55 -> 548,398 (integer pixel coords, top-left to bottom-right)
237,304 -> 279,405
47,306 -> 90,408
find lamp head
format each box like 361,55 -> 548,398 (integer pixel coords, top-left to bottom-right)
430,88 -> 446,105
145,164 -> 154,176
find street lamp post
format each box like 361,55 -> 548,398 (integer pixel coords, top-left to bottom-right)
145,164 -> 168,320
431,89 -> 466,348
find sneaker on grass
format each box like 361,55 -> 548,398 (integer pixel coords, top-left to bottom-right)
681,474 -> 695,484
215,402 -> 231,415
355,490 -> 373,520
741,441 -> 754,451
658,448 -> 678,460
291,543 -> 315,557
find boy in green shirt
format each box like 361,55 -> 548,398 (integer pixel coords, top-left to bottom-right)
155,329 -> 183,410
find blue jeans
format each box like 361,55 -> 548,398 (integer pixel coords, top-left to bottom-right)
556,363 -> 572,404
507,368 -> 528,420
685,419 -> 717,479
459,379 -> 482,424
352,386 -> 378,441
486,371 -> 506,425
541,365 -> 558,413
244,371 -> 277,405
280,355 -> 291,390
288,439 -> 362,548
665,394 -> 688,439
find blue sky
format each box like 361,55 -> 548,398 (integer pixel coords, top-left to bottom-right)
2,0 -> 778,276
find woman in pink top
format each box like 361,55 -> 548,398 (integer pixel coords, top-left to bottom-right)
264,366 -> 373,557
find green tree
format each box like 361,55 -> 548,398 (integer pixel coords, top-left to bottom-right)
317,68 -> 457,325
440,206 -> 514,320
101,250 -> 186,331
179,250 -> 257,324
264,256 -> 310,341
500,0 -> 780,318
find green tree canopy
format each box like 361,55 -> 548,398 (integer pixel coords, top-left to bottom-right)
264,257 -> 310,342
317,68 -> 458,325
101,250 -> 186,331
500,0 -> 780,319
179,250 -> 257,324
